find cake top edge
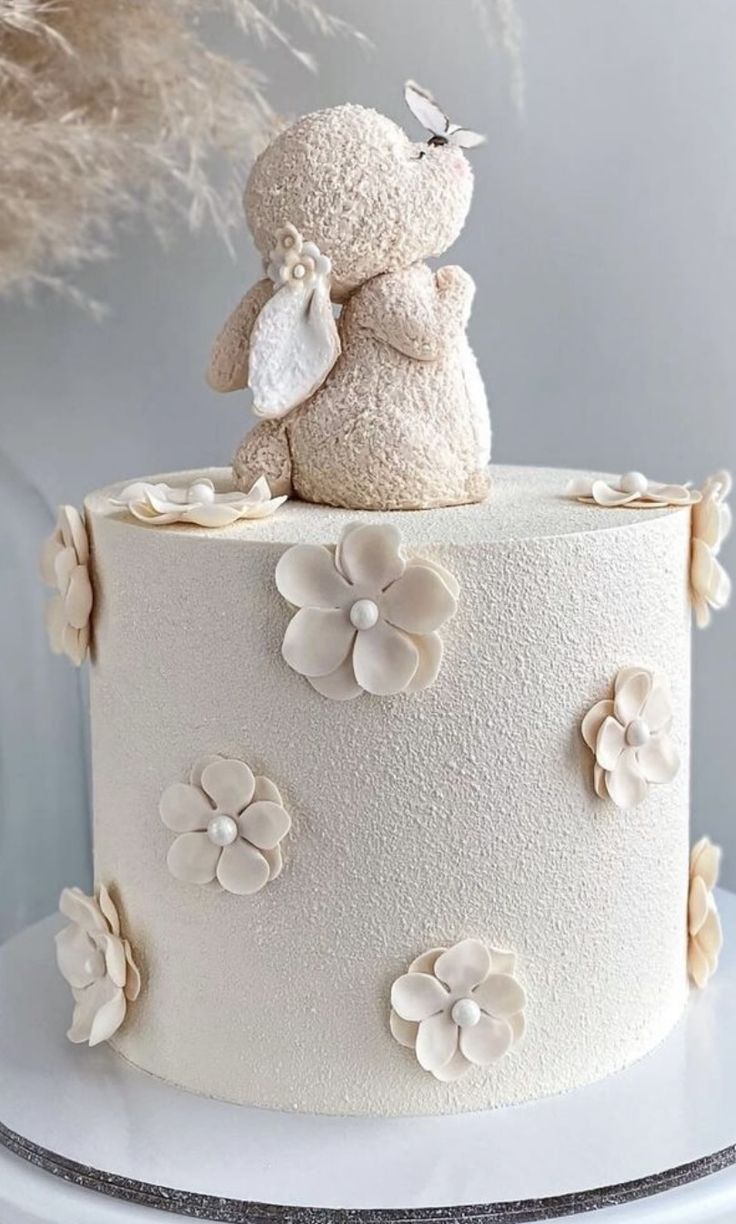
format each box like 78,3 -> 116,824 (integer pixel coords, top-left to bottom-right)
84,465 -> 690,548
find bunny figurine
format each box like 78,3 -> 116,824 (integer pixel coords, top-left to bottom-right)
207,83 -> 491,511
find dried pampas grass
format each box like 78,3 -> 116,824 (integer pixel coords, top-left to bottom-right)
0,0 -> 521,308
0,0 -> 362,306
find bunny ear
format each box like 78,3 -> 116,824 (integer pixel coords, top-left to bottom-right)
447,127 -> 486,149
248,277 -> 341,420
404,80 -> 449,137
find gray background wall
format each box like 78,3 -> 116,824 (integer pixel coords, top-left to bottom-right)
1,0 -> 734,938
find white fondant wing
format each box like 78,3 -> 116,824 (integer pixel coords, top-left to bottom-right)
404,80 -> 449,137
248,279 -> 341,419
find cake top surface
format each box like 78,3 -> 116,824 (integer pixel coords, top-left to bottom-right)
86,465 -> 687,546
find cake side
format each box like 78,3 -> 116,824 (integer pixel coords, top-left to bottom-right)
84,466 -> 692,1115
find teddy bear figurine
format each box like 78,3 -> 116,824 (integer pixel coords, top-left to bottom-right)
207,82 -> 491,511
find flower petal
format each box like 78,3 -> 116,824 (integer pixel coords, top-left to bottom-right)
189,755 -> 223,789
54,545 -> 77,597
390,972 -> 448,1022
688,939 -> 710,990
65,566 -> 93,629
604,747 -> 649,809
614,670 -> 652,724
40,530 -> 62,587
200,758 -> 255,814
410,557 -> 460,599
62,623 -> 88,666
97,886 -> 120,935
595,715 -> 626,771
167,832 -> 220,884
408,948 -> 447,975
88,986 -> 127,1047
581,699 -> 614,752
59,886 -> 108,934
404,632 -> 444,693
102,934 -> 127,989
415,1010 -> 458,1072
472,973 -> 526,1019
641,685 -> 673,734
381,565 -> 457,634
56,925 -> 101,989
123,941 -> 142,1002
159,782 -> 212,832
434,939 -> 491,993
432,1050 -> 472,1081
282,607 -> 355,678
590,481 -> 634,507
691,838 -> 721,891
698,905 -> 723,962
275,544 -> 352,608
336,523 -> 405,591
239,800 -> 291,850
59,505 -> 89,564
509,1011 -> 526,1044
308,654 -> 362,701
488,948 -> 516,976
216,839 -> 270,895
637,732 -> 680,784
260,845 -> 283,881
389,1009 -> 418,1049
253,775 -> 283,805
352,620 -> 418,696
688,874 -> 709,936
593,762 -> 608,799
459,1014 -> 513,1066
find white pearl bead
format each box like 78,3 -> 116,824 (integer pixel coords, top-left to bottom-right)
349,599 -> 380,631
207,814 -> 239,847
626,717 -> 650,748
292,263 -> 306,280
451,998 -> 481,1029
620,471 -> 648,495
188,481 -> 215,504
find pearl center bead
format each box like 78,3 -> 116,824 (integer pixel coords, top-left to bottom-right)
451,998 -> 481,1029
620,470 -> 648,496
188,481 -> 215,505
626,717 -> 650,748
350,598 -> 379,631
292,263 -> 306,279
207,814 -> 238,847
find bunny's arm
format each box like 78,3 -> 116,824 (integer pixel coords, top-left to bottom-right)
353,263 -> 475,362
206,278 -> 273,393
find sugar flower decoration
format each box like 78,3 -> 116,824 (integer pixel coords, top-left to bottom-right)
160,754 -> 290,895
390,939 -> 526,1081
113,475 -> 286,528
581,667 -> 680,809
40,505 -> 93,666
688,837 -> 723,989
266,223 -> 332,288
566,470 -> 700,509
275,522 -> 459,700
690,471 -> 732,628
56,885 -> 141,1047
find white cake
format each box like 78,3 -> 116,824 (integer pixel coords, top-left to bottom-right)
72,464 -> 695,1116
42,89 -> 729,1127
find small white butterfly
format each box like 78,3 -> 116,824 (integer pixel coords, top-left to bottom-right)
404,80 -> 486,150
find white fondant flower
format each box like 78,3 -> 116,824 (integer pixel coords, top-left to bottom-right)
266,224 -> 331,288
113,475 -> 286,528
566,470 -> 699,509
40,504 -> 93,666
56,885 -> 141,1047
690,471 -> 732,628
160,755 -> 291,895
688,837 -> 723,989
581,667 -> 680,809
390,939 -> 526,1081
275,522 -> 459,700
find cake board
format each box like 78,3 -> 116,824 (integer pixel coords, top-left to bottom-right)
1,896 -> 735,1224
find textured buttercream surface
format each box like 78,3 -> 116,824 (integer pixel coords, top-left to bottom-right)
86,465 -> 692,1115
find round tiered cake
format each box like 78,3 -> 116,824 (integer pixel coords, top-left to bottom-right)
79,465 -> 693,1116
